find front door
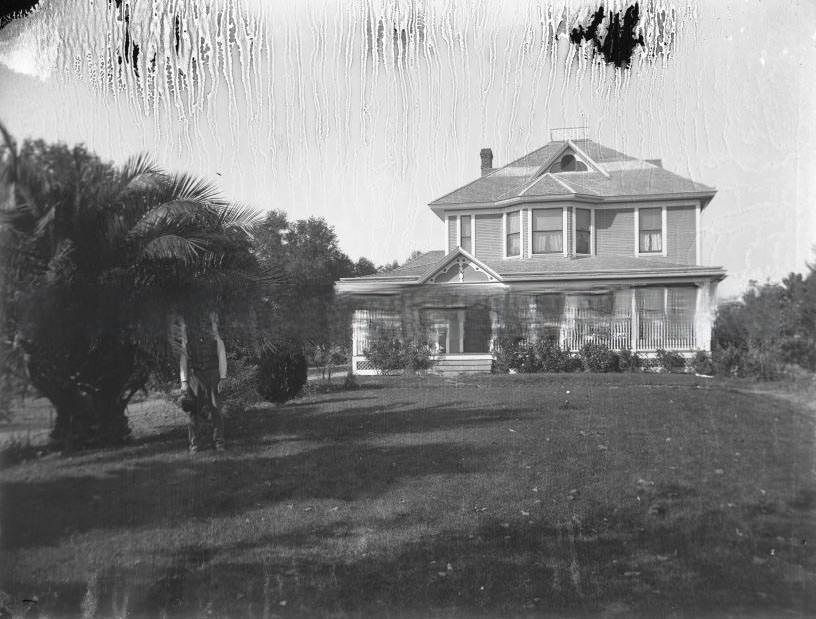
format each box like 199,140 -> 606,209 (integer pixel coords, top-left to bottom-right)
463,305 -> 491,353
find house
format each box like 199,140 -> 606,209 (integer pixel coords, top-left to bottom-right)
336,136 -> 726,374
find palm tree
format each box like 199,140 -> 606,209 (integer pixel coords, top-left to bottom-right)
0,121 -> 264,449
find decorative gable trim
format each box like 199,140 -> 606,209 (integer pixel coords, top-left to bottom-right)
418,247 -> 504,285
530,139 -> 610,181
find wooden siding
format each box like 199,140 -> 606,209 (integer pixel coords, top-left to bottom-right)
447,216 -> 457,252
667,206 -> 696,264
475,214 -> 503,260
595,208 -> 634,256
566,208 -> 573,255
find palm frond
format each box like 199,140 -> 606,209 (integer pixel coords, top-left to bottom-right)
214,202 -> 264,236
140,234 -> 207,264
164,172 -> 224,205
127,200 -> 215,239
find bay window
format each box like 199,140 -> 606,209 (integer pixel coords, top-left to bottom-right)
531,208 -> 562,254
575,208 -> 591,254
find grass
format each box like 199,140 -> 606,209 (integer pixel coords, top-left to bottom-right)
1,372 -> 815,617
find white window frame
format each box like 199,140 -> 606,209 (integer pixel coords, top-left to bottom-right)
530,207 -> 566,256
504,210 -> 522,259
457,214 -> 474,254
573,207 -> 592,255
635,206 -> 667,257
695,203 -> 702,265
445,214 -> 451,255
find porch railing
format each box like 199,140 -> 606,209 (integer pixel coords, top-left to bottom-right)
556,309 -> 695,352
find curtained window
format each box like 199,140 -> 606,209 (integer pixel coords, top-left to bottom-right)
532,208 -> 562,254
639,208 -> 662,253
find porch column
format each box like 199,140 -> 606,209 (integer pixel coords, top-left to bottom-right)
695,280 -> 714,351
630,289 -> 638,351
488,297 -> 499,352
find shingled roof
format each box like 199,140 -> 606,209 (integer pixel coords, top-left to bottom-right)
336,250 -> 725,291
429,139 -> 715,209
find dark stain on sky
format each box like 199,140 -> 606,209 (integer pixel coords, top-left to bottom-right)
0,0 -> 40,30
570,3 -> 645,68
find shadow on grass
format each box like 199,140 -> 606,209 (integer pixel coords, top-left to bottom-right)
2,397 -> 533,550
15,491 -> 816,617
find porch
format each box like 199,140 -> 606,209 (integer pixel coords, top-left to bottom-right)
348,283 -> 715,375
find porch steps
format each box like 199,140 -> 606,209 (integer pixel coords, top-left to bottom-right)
431,355 -> 493,375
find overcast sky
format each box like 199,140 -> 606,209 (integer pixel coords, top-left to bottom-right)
1,0 -> 814,298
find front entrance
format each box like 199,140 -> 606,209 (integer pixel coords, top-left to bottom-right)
422,306 -> 491,355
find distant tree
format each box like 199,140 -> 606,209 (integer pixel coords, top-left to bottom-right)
377,260 -> 400,273
354,257 -> 377,276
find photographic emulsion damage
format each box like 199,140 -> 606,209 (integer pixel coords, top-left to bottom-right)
0,1 -> 814,616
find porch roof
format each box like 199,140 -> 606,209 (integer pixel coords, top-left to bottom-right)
336,250 -> 726,293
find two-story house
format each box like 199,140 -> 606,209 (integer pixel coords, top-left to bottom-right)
336,137 -> 726,374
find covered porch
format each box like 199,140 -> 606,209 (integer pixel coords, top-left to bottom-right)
349,282 -> 716,375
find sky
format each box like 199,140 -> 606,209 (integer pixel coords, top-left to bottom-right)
0,0 -> 814,299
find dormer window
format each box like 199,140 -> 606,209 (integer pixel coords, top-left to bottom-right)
532,208 -> 563,254
549,152 -> 588,173
506,211 -> 521,257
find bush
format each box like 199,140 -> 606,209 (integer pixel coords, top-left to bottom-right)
404,341 -> 435,373
579,342 -> 619,373
712,345 -> 745,377
616,349 -> 642,372
534,338 -> 571,372
491,337 -> 520,374
744,345 -> 782,380
256,344 -> 308,403
656,349 -> 686,373
219,356 -> 262,414
691,351 -> 715,376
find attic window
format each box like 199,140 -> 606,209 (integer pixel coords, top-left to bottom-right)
551,153 -> 588,173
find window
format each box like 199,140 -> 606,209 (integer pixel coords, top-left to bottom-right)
639,208 -> 662,253
460,215 -> 472,252
575,208 -> 591,254
506,211 -> 521,257
532,208 -> 562,254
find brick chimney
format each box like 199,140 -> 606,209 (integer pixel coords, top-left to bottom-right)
480,148 -> 494,176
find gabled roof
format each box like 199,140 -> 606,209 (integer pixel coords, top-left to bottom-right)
429,139 -> 715,210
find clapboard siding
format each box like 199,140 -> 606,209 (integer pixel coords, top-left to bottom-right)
667,206 -> 696,264
595,209 -> 634,256
475,214 -> 503,260
447,216 -> 457,252
566,208 -> 573,255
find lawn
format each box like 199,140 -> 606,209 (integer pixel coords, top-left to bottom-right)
1,373 -> 815,617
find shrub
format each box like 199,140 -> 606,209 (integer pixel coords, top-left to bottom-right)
562,352 -> 584,373
256,344 -> 308,403
219,356 -> 262,414
404,341 -> 435,373
491,337 -> 520,374
342,371 -> 359,390
691,351 -> 715,376
712,345 -> 745,377
656,348 -> 686,373
579,342 -> 619,373
534,338 -> 570,372
744,345 -> 782,380
616,348 -> 642,372
363,335 -> 405,375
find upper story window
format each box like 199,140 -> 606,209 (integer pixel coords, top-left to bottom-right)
460,215 -> 472,252
575,208 -> 591,254
506,211 -> 521,257
532,208 -> 562,254
639,208 -> 662,253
